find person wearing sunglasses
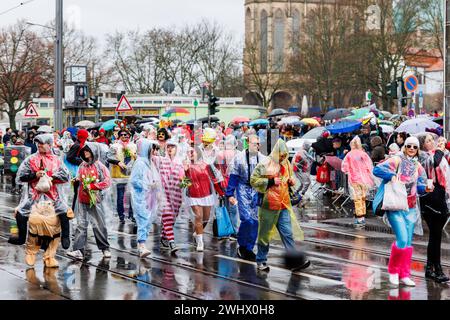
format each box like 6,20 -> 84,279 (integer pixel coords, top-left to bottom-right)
373,136 -> 429,287
107,128 -> 137,224
418,134 -> 450,283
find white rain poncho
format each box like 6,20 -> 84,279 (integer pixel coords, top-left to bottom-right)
128,139 -> 164,242
16,134 -> 71,217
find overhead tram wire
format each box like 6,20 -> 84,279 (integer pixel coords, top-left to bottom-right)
0,0 -> 36,17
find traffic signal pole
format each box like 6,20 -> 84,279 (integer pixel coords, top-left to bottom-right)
54,0 -> 63,131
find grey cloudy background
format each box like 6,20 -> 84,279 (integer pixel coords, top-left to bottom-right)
0,0 -> 245,42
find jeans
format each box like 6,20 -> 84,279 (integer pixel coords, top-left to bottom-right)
387,209 -> 416,249
117,183 -> 133,220
256,209 -> 296,264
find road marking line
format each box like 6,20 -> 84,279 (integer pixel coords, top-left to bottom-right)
215,254 -> 345,286
302,225 -> 367,239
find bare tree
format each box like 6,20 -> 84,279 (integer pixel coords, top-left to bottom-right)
420,0 -> 444,58
243,40 -> 288,111
0,22 -> 52,129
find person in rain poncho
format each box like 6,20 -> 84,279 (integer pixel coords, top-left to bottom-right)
129,139 -> 163,258
250,139 -> 310,272
152,138 -> 185,253
184,146 -> 225,252
59,131 -> 74,154
217,135 -> 239,238
373,136 -> 428,287
199,128 -> 219,165
157,128 -> 170,157
107,128 -> 137,224
341,136 -> 374,227
226,134 -> 266,261
291,141 -> 314,202
66,142 -> 112,260
8,134 -> 73,249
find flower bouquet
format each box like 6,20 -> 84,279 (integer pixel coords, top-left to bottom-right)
81,171 -> 99,207
179,176 -> 192,189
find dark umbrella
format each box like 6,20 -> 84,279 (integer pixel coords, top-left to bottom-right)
433,116 -> 443,126
187,116 -> 220,124
268,108 -> 290,117
322,108 -> 352,121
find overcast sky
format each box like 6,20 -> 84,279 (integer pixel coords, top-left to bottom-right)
0,0 -> 245,42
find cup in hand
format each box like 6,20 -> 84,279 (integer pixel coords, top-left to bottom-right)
426,179 -> 434,192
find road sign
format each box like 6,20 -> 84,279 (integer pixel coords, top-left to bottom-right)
193,99 -> 199,107
404,75 -> 418,93
365,91 -> 372,102
115,95 -> 133,112
24,103 -> 39,117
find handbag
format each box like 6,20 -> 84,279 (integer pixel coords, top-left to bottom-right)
35,174 -> 52,193
212,202 -> 235,237
316,163 -> 330,183
381,180 -> 408,211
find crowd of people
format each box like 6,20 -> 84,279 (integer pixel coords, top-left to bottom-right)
4,109 -> 450,287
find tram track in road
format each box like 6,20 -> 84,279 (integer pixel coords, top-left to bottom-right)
0,232 -> 199,301
0,216 -> 306,300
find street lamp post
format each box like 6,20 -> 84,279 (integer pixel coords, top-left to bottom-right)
54,0 -> 64,131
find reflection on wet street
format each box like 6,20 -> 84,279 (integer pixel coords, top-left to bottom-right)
1,190 -> 450,300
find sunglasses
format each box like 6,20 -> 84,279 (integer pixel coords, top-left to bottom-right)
405,145 -> 418,150
120,134 -> 129,137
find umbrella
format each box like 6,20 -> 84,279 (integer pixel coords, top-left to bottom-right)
162,107 -> 190,118
100,119 -> 120,131
301,96 -> 308,117
249,119 -> 269,126
232,116 -> 250,123
346,107 -> 381,120
326,119 -> 362,134
37,125 -> 52,133
323,108 -> 352,121
279,116 -> 301,125
325,156 -> 342,171
379,124 -> 394,134
433,116 -> 443,125
395,118 -> 441,134
268,108 -> 289,117
378,120 -> 394,126
75,120 -> 95,128
187,116 -> 220,125
389,114 -> 408,122
301,118 -> 320,127
134,118 -> 159,125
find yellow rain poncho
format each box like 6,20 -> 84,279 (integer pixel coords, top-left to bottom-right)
250,139 -> 304,246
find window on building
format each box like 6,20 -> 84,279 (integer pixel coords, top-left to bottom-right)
40,102 -> 49,108
260,10 -> 268,73
292,9 -> 300,53
246,8 -> 252,35
273,9 -> 285,72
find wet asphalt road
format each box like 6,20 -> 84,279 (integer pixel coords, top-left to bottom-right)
1,188 -> 450,300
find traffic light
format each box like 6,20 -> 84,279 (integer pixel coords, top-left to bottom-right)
208,94 -> 220,115
397,77 -> 407,98
89,96 -> 99,109
117,90 -> 126,101
4,146 -> 30,175
386,81 -> 398,99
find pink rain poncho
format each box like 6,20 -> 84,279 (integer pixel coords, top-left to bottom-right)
341,139 -> 374,187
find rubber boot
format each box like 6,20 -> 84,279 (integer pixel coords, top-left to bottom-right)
43,237 -> 60,268
8,214 -> 28,245
59,214 -> 70,250
25,234 -> 40,267
387,243 -> 402,286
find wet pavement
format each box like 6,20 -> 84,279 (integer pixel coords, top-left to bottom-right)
0,187 -> 450,300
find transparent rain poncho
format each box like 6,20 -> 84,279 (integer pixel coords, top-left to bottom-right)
16,134 -> 70,217
341,137 -> 375,200
73,142 -> 114,227
128,139 -> 164,242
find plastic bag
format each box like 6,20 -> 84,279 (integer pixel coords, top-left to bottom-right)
382,181 -> 408,211
316,163 -> 330,183
212,205 -> 234,237
35,174 -> 52,193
